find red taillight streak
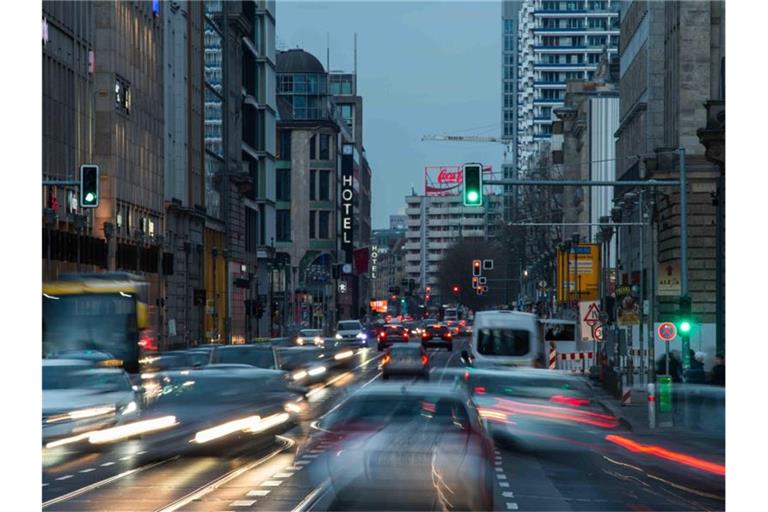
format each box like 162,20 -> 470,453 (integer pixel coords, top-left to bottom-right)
474,386 -> 486,395
492,397 -> 618,428
421,401 -> 436,413
604,435 -> 725,476
421,355 -> 429,366
550,395 -> 591,407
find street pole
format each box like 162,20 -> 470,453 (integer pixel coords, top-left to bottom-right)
639,191 -> 645,386
679,147 -> 690,372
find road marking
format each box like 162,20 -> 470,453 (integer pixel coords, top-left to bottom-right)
119,456 -> 132,461
506,503 -> 519,510
292,479 -> 332,512
499,482 -> 510,488
136,450 -> 147,455
495,467 -> 504,472
302,454 -> 319,459
309,449 -> 324,454
502,492 -> 515,498
79,468 -> 95,473
261,480 -> 283,487
273,472 -> 294,478
284,466 -> 301,471
497,474 -> 508,480
43,457 -> 178,509
154,439 -> 293,512
100,461 -> 115,467
56,475 -> 73,481
246,490 -> 271,497
230,500 -> 257,507
294,460 -> 311,466
42,483 -> 49,487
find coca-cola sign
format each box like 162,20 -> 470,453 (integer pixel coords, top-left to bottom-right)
425,165 -> 492,196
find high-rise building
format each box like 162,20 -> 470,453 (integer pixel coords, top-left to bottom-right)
501,1 -> 522,222
403,193 -> 503,299
517,0 -> 620,176
163,0 -> 206,348
389,215 -> 406,231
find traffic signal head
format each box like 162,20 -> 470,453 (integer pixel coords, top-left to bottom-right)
472,276 -> 479,289
679,320 -> 692,334
677,296 -> 693,335
463,164 -> 483,206
452,285 -> 460,294
80,165 -> 100,208
472,260 -> 481,277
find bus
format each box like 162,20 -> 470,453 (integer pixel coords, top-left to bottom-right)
43,273 -> 153,373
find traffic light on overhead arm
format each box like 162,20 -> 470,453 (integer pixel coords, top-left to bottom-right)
463,163 -> 483,206
80,165 -> 100,208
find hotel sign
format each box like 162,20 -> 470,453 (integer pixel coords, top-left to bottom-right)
341,144 -> 354,264
370,244 -> 379,279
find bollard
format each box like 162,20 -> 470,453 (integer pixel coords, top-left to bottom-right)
548,348 -> 557,370
647,383 -> 656,429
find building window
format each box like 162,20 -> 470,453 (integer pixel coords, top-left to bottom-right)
319,134 -> 330,159
276,210 -> 291,241
277,130 -> 291,160
276,169 -> 291,201
309,211 -> 316,239
319,170 -> 330,201
318,211 -> 330,239
309,134 -> 317,160
115,75 -> 131,114
310,169 -> 317,200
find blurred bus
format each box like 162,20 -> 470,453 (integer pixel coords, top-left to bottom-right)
43,273 -> 152,373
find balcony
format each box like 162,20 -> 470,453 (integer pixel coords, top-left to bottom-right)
534,81 -> 567,88
533,98 -> 563,105
406,219 -> 421,227
533,45 -> 587,51
405,264 -> 421,274
405,207 -> 421,215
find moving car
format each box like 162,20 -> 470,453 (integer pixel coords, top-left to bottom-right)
421,323 -> 453,351
381,344 -> 429,380
335,320 -> 367,345
275,346 -> 329,386
295,329 -> 325,347
462,310 -> 544,368
43,359 -> 139,447
302,384 -> 495,510
208,344 -> 279,369
377,324 -> 409,351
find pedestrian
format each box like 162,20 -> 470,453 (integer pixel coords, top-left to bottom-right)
710,354 -> 725,386
685,350 -> 706,384
656,352 -> 682,382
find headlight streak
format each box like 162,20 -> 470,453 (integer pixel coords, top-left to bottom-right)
193,416 -> 261,444
308,366 -> 326,376
334,350 -> 354,361
293,370 -> 308,381
45,433 -> 91,449
88,416 -> 177,444
121,401 -> 138,415
284,402 -> 303,414
248,413 -> 290,433
492,397 -> 619,428
46,405 -> 116,424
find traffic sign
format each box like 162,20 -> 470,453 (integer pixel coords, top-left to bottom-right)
657,322 -> 677,342
579,301 -> 601,342
593,324 -> 604,341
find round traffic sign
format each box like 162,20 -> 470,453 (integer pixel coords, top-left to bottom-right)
657,322 -> 677,342
593,324 -> 604,341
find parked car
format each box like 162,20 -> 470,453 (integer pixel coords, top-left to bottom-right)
381,344 -> 429,380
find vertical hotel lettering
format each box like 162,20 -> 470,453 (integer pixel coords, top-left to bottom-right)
341,144 -> 355,264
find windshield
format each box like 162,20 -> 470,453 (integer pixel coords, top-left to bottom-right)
477,328 -> 531,356
43,366 -> 130,391
321,395 -> 469,430
338,321 -> 361,331
43,293 -> 139,371
215,347 -> 276,369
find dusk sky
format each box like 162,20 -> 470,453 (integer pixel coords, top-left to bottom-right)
277,0 -> 506,228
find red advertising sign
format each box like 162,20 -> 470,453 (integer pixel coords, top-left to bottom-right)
424,165 -> 493,196
353,247 -> 370,275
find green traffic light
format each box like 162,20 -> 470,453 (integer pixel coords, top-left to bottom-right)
679,320 -> 691,333
85,192 -> 95,203
467,190 -> 479,203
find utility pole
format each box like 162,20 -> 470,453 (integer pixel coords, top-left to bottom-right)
679,147 -> 690,372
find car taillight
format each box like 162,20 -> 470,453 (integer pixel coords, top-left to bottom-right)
421,354 -> 429,366
550,395 -> 590,407
474,386 -> 486,395
378,332 -> 386,339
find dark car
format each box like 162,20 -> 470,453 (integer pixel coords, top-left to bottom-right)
381,344 -> 429,380
421,324 -> 453,351
377,325 -> 410,351
208,344 -> 279,369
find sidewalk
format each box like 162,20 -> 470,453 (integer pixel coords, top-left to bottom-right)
586,379 -> 725,461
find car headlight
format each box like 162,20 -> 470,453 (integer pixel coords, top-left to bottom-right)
356,332 -> 367,340
297,337 -> 305,345
121,401 -> 138,416
293,370 -> 308,381
335,333 -> 343,339
314,337 -> 324,346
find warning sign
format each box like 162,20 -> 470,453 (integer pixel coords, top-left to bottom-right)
579,301 -> 601,342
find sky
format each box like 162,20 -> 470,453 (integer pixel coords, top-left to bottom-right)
277,0 -> 505,229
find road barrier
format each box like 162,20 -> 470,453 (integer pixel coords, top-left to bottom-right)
557,351 -> 594,373
548,348 -> 557,369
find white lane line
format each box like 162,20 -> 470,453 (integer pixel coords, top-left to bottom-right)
495,467 -> 504,472
505,503 -> 519,510
499,482 -> 510,488
284,466 -> 301,471
246,490 -> 271,497
502,491 -> 515,498
302,454 -> 319,459
79,468 -> 95,473
42,483 -> 49,487
119,456 -> 131,461
497,474 -> 508,480
230,500 -> 257,507
100,461 -> 115,467
260,480 -> 283,487
309,449 -> 324,454
273,472 -> 294,478
136,450 -> 147,455
56,475 -> 73,481
294,460 -> 311,466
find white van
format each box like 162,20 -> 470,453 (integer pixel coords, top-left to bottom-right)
462,310 -> 544,368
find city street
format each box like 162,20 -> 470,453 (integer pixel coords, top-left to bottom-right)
42,337 -> 724,512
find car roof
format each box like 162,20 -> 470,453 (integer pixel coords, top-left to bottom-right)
353,383 -> 470,400
474,310 -> 538,320
215,344 -> 273,350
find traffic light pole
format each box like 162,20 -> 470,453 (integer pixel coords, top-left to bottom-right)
679,148 -> 691,372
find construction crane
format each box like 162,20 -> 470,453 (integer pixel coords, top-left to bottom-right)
421,133 -> 518,159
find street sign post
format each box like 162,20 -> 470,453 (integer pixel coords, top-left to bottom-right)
657,322 -> 677,342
